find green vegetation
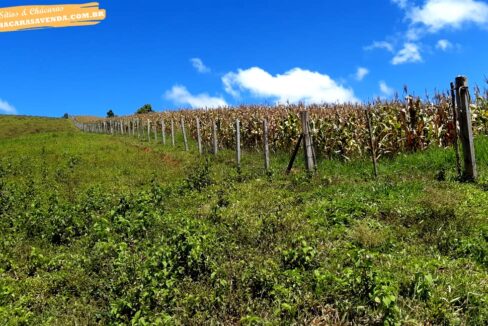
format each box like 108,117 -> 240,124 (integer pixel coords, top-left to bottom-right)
0,115 -> 76,139
107,110 -> 115,118
1,115 -> 487,325
136,104 -> 153,115
101,95 -> 488,164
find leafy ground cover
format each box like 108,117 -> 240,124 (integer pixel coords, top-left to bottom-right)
0,116 -> 487,325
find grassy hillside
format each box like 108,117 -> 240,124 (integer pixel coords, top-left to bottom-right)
0,115 -> 76,139
0,115 -> 487,325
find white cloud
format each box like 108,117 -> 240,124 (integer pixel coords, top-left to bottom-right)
379,1 -> 488,64
409,0 -> 488,32
164,85 -> 227,108
190,58 -> 211,74
355,67 -> 369,81
222,67 -> 358,104
0,98 -> 17,114
436,39 -> 453,50
364,41 -> 395,52
392,43 -> 422,64
379,81 -> 395,97
222,74 -> 240,98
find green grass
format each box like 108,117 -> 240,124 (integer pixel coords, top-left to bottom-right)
1,116 -> 487,325
0,115 -> 76,139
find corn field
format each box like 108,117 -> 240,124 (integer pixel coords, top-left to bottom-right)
82,93 -> 488,161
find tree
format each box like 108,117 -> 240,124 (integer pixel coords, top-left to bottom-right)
106,109 -> 115,118
62,113 -> 69,119
136,104 -> 153,115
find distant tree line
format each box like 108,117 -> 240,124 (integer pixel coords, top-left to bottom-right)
104,104 -> 154,119
136,104 -> 153,114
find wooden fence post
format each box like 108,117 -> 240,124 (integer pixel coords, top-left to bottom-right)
171,119 -> 175,146
147,120 -> 151,142
181,117 -> 189,151
300,111 -> 315,172
263,119 -> 270,171
286,134 -> 303,174
196,118 -> 202,155
212,121 -> 218,155
365,109 -> 378,178
310,119 -> 317,170
236,119 -> 241,169
161,120 -> 166,145
450,82 -> 462,178
455,76 -> 477,181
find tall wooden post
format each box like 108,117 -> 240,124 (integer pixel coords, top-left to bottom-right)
161,120 -> 166,145
455,76 -> 477,181
263,119 -> 270,171
450,82 -> 462,178
171,119 -> 175,146
300,111 -> 315,172
365,109 -> 378,178
212,121 -> 218,155
154,123 -> 158,142
310,119 -> 317,170
196,118 -> 202,155
236,119 -> 241,169
181,117 -> 189,151
147,120 -> 151,142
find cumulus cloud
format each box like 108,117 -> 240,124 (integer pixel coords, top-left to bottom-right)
392,43 -> 422,64
190,58 -> 211,74
364,41 -> 395,52
379,81 -> 395,97
384,0 -> 488,64
409,0 -> 488,32
0,98 -> 17,114
355,67 -> 369,81
164,85 -> 227,108
222,67 -> 358,104
436,39 -> 453,50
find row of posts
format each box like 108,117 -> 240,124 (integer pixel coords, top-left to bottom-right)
75,75 -> 477,180
76,112 -> 318,173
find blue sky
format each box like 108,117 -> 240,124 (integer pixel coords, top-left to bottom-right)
1,0 -> 488,117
